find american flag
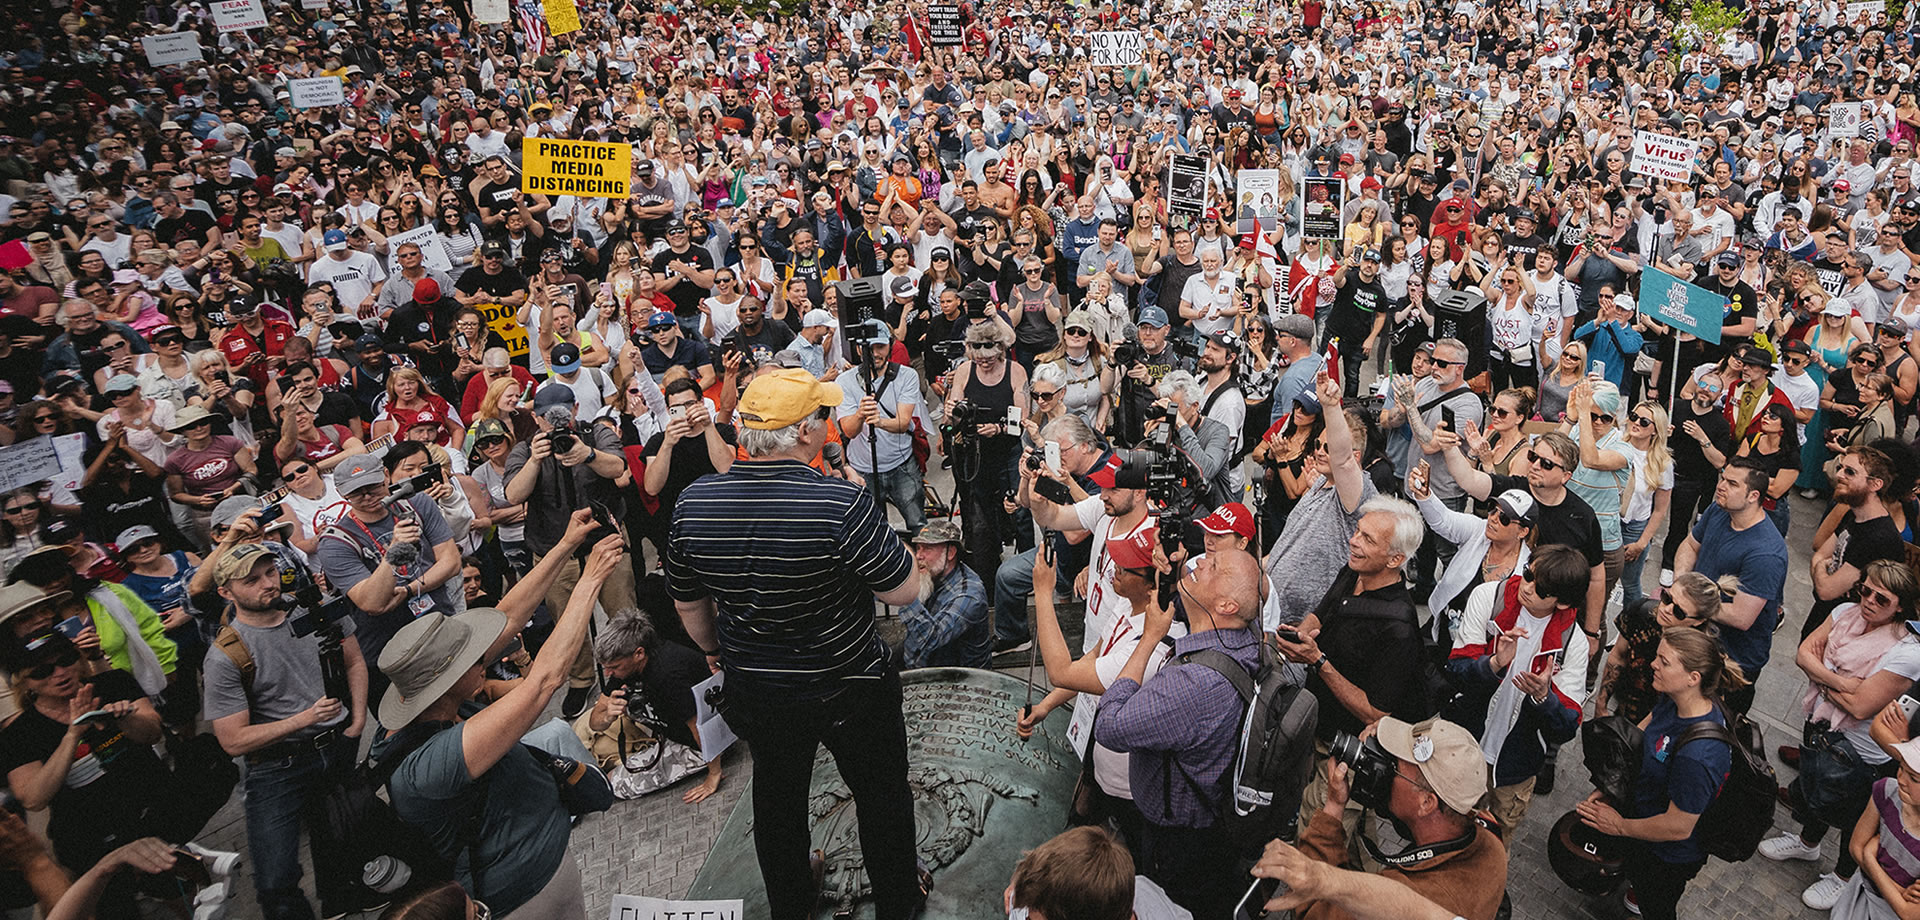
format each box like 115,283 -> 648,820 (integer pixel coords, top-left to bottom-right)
516,0 -> 550,58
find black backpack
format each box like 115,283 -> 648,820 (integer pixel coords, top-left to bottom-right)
1174,637 -> 1320,854
1674,710 -> 1777,862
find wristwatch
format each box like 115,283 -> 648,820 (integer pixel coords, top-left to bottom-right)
1313,654 -> 1330,672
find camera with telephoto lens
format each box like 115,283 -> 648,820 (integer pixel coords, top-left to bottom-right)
1144,403 -> 1178,424
1328,730 -> 1401,812
542,407 -> 584,455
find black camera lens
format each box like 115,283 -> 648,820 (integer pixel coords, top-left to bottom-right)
1329,730 -> 1400,812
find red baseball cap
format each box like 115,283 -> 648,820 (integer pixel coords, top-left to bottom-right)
1198,502 -> 1255,540
1107,527 -> 1158,570
413,278 -> 441,304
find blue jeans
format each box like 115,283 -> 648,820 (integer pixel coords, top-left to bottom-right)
863,460 -> 926,535
1620,518 -> 1650,608
994,548 -> 1037,644
243,735 -> 362,920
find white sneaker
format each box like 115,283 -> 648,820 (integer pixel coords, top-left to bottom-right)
185,843 -> 241,880
1659,569 -> 1674,588
1758,833 -> 1823,862
1803,873 -> 1847,910
192,903 -> 227,920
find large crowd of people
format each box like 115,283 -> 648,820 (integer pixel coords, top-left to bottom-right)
9,0 -> 1920,917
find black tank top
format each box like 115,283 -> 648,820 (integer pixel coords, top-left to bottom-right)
965,362 -> 1016,436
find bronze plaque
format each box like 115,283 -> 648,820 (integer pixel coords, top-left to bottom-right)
686,667 -> 1080,919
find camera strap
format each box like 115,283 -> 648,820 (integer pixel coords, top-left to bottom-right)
1359,822 -> 1484,869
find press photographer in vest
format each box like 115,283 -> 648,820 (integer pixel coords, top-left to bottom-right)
313,453 -> 461,693
1295,716 -> 1508,920
202,542 -> 376,919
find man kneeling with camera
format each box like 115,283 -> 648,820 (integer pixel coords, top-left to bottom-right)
1294,718 -> 1508,920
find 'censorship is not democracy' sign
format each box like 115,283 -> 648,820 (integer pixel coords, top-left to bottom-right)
520,138 -> 632,198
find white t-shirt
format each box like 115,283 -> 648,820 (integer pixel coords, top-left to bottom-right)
308,251 -> 388,312
1070,496 -> 1155,654
1180,271 -> 1240,337
1770,368 -> 1821,444
1617,441 -> 1675,524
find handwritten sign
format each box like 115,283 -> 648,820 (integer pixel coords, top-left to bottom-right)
609,896 -> 744,920
1829,102 -> 1865,139
473,0 -> 509,21
287,77 -> 346,109
542,0 -> 581,35
1088,31 -> 1143,66
1847,0 -> 1885,19
927,3 -> 962,45
1631,131 -> 1697,183
141,31 -> 204,67
521,137 -> 631,198
385,224 -> 454,274
477,302 -> 529,357
0,438 -> 62,494
210,0 -> 267,32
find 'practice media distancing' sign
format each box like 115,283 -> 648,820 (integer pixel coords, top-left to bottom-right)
520,138 -> 632,198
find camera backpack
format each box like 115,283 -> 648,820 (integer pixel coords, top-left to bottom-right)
1172,636 -> 1320,854
1673,710 -> 1776,862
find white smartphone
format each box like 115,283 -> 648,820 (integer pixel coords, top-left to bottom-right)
1007,405 -> 1022,427
1530,649 -> 1560,675
1044,441 -> 1062,473
1900,694 -> 1919,722
1591,359 -> 1606,380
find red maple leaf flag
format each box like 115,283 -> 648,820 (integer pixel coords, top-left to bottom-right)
1323,337 -> 1341,394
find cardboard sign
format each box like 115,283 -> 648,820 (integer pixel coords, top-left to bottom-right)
608,896 -> 745,920
385,224 -> 454,274
1167,154 -> 1209,218
477,302 -> 529,357
142,31 -> 204,67
1829,102 -> 1865,139
1847,0 -> 1885,19
1088,31 -> 1143,66
287,77 -> 346,109
520,137 -> 631,198
1235,169 -> 1283,234
1640,268 -> 1724,344
542,0 -> 581,35
1630,131 -> 1697,183
473,0 -> 509,20
210,0 -> 267,32
927,3 -> 963,45
0,438 -> 62,494
300,0 -> 329,9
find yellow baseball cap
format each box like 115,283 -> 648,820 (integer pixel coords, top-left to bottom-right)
737,368 -> 842,430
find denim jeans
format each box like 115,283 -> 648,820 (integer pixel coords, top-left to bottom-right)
994,548 -> 1037,644
243,735 -> 363,920
862,460 -> 926,535
1620,518 -> 1650,608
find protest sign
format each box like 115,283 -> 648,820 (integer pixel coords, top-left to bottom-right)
928,4 -> 962,45
1089,31 -> 1143,66
0,439 -> 61,494
1829,102 -> 1865,138
692,671 -> 736,763
287,77 -> 346,109
474,0 -> 509,19
142,31 -> 203,67
385,224 -> 454,274
521,137 -> 632,198
542,0 -> 581,35
1301,175 -> 1346,240
1167,155 -> 1209,218
477,302 -> 529,357
210,0 -> 267,32
1235,169 -> 1282,234
1847,0 -> 1885,19
1640,268 -> 1724,345
609,896 -> 744,920
1630,131 -> 1697,182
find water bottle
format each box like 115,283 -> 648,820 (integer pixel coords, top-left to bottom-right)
362,856 -> 412,894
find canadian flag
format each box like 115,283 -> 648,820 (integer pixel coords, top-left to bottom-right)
1323,338 -> 1342,394
1240,216 -> 1278,262
1287,260 -> 1321,319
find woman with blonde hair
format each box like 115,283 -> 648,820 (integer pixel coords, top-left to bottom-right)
1035,311 -> 1114,431
372,366 -> 462,448
1619,402 -> 1675,607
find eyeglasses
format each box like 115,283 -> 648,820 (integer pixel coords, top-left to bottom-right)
3,504 -> 34,514
1862,584 -> 1902,607
1526,449 -> 1562,471
24,649 -> 80,680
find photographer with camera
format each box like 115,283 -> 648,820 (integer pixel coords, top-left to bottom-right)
505,384 -> 634,718
313,453 -> 461,695
1092,547 -> 1264,920
1292,717 -> 1507,920
838,328 -> 925,534
584,609 -> 724,803
202,541 -> 376,919
944,322 -> 1028,599
1114,307 -> 1195,447
1148,371 -> 1234,512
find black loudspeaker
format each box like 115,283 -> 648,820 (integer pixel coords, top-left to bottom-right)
833,277 -> 887,366
1431,289 -> 1489,382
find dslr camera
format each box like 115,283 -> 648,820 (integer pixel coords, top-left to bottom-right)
1328,730 -> 1400,812
940,400 -> 980,441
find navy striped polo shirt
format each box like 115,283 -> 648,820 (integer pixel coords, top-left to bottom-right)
666,458 -> 914,701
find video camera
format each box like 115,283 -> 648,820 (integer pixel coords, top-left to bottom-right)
278,565 -> 355,704
931,340 -> 968,361
960,279 -> 993,321
940,400 -> 981,442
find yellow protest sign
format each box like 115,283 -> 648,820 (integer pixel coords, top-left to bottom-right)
542,0 -> 580,35
477,302 -> 529,358
520,137 -> 630,198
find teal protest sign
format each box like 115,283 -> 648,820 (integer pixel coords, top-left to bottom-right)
1639,267 -> 1724,345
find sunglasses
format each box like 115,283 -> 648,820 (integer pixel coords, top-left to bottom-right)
1032,389 -> 1061,400
1526,449 -> 1562,471
1429,357 -> 1462,368
1629,413 -> 1654,426
1589,412 -> 1614,425
1489,405 -> 1515,419
1863,584 -> 1902,607
24,649 -> 81,680
1064,327 -> 1090,337
1491,507 -> 1527,526
3,504 -> 33,514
